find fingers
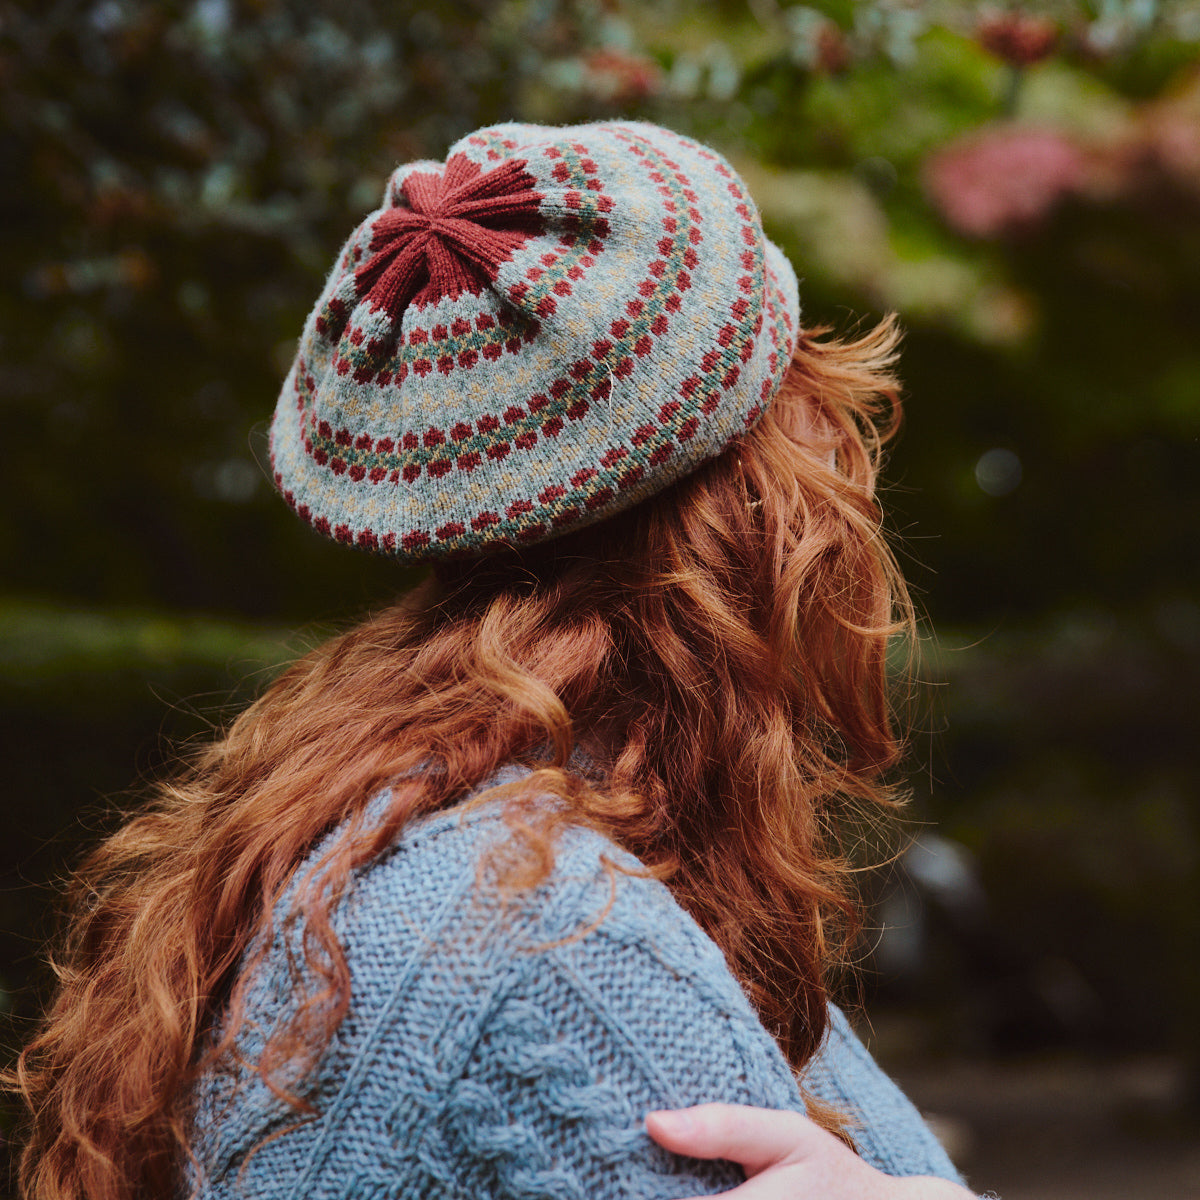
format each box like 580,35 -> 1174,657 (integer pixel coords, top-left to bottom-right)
645,1107 -> 979,1200
645,1104 -> 825,1176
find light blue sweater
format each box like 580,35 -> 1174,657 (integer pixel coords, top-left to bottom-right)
188,770 -> 963,1198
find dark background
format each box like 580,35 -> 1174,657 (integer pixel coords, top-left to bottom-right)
3,2 -> 1198,1195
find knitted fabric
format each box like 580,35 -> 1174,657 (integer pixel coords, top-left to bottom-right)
269,121 -> 800,561
187,770 -> 964,1199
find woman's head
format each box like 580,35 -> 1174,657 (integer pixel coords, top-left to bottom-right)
261,116 -> 908,834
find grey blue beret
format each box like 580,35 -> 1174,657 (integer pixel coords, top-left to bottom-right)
270,121 -> 799,560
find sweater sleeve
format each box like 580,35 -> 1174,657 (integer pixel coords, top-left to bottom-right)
423,825 -> 966,1199
802,1005 -> 966,1184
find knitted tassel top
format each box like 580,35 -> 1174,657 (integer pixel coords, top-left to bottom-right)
187,768 -> 963,1198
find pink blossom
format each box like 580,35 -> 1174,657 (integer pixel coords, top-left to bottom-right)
925,127 -> 1088,237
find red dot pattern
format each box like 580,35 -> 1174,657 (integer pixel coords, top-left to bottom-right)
272,123 -> 796,561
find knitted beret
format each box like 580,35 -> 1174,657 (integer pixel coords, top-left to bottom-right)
270,121 -> 800,561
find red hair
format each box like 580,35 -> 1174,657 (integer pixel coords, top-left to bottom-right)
13,319 -> 911,1200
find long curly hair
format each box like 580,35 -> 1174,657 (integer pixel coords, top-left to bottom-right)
14,319 -> 911,1200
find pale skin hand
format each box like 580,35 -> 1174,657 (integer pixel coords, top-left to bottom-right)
645,1104 -> 977,1200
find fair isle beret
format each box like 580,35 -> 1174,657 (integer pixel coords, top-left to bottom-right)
270,121 -> 800,561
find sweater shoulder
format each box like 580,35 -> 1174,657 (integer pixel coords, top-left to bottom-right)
339,797 -> 740,1011
189,792 -> 803,1198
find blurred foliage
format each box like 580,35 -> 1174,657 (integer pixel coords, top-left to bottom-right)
0,599 -> 295,686
3,1 -> 1200,1156
904,604 -> 1200,1062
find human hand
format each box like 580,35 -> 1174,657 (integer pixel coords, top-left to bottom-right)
645,1104 -> 976,1199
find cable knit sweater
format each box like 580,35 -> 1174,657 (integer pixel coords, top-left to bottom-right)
188,769 -> 963,1198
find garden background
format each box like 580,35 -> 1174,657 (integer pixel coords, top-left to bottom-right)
2,1 -> 1199,1195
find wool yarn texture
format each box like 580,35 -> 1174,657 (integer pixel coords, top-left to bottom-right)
269,121 -> 801,561
187,769 -> 966,1198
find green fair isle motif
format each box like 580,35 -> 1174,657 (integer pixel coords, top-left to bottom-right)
406,131 -> 779,556
316,139 -> 613,388
300,131 -> 747,493
330,306 -> 541,386
470,127 -> 521,159
297,141 -> 616,469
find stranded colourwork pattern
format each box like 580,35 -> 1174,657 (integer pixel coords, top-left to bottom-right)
269,121 -> 800,561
